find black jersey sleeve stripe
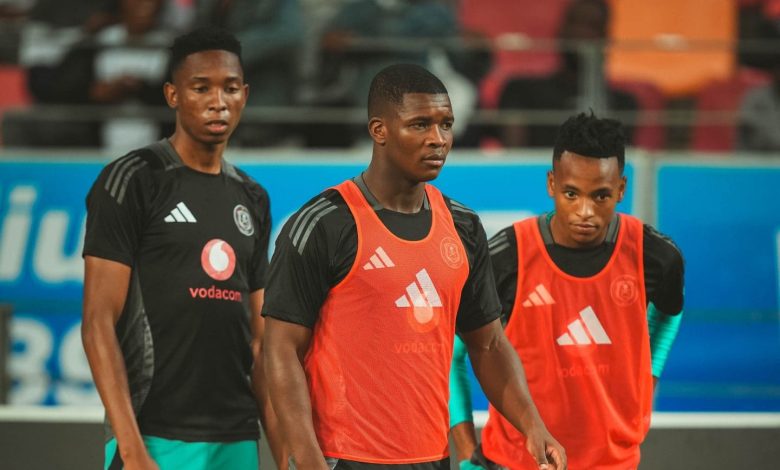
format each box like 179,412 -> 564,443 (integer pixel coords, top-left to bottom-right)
292,201 -> 335,249
109,157 -> 143,198
297,205 -> 338,255
488,231 -> 509,249
114,160 -> 148,204
489,241 -> 511,256
288,198 -> 327,240
290,199 -> 331,245
450,200 -> 477,216
105,155 -> 140,194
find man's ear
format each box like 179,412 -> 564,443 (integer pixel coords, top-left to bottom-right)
617,175 -> 627,202
368,117 -> 386,145
163,82 -> 177,109
547,170 -> 555,198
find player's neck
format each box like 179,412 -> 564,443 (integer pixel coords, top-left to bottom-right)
168,133 -> 224,175
362,166 -> 426,214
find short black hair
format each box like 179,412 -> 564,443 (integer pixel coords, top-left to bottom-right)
553,112 -> 626,173
168,27 -> 243,82
367,64 -> 448,117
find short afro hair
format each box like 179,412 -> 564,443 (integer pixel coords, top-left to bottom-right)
553,112 -> 626,173
168,27 -> 243,82
367,64 -> 448,118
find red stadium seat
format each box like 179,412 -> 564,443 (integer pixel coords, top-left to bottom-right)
0,66 -> 30,111
459,0 -> 572,107
609,79 -> 667,150
689,67 -> 771,152
0,66 -> 32,146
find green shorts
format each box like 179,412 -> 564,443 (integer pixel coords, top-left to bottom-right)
104,436 -> 259,470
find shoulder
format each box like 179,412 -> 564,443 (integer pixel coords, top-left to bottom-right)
642,222 -> 684,270
224,161 -> 270,207
488,225 -> 517,257
442,194 -> 481,233
282,188 -> 355,254
92,144 -> 175,205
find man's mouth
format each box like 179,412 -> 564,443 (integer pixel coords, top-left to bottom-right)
206,120 -> 229,133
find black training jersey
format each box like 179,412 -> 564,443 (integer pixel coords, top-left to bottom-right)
262,176 -> 501,335
83,139 -> 271,442
488,213 -> 684,322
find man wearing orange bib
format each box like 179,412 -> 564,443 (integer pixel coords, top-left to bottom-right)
450,113 -> 684,470
262,64 -> 567,470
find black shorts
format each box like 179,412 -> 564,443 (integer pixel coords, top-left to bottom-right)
323,457 -> 450,470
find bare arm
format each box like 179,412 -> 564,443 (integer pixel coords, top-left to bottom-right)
249,290 -> 289,469
450,421 -> 478,462
461,319 -> 567,470
81,256 -> 158,470
264,317 -> 328,469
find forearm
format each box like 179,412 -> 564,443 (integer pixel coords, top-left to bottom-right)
251,341 -> 288,469
468,335 -> 543,435
82,319 -> 146,460
449,336 -> 476,460
266,347 -> 326,468
450,421 -> 478,462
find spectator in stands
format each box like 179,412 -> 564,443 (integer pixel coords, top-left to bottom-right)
303,0 -> 488,147
8,0 -> 114,146
738,26 -> 780,151
13,0 -> 171,149
194,0 -> 303,146
498,0 -> 637,148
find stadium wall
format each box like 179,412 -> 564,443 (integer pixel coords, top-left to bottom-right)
0,151 -> 778,418
0,407 -> 778,469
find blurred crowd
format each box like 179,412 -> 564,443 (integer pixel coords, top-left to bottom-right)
0,0 -> 778,153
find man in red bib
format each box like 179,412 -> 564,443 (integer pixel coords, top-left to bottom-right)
262,64 -> 567,470
450,113 -> 684,470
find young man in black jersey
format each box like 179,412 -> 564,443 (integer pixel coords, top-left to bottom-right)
449,113 -> 684,470
262,64 -> 566,470
82,27 -> 285,469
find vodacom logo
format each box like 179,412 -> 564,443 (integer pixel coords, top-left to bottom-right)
201,239 -> 236,281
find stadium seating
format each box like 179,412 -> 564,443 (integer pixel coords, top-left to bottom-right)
0,66 -> 31,146
610,79 -> 667,150
690,67 -> 771,152
459,0 -> 572,108
606,0 -> 736,98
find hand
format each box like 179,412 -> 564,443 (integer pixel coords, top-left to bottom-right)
524,424 -> 567,470
290,453 -> 329,470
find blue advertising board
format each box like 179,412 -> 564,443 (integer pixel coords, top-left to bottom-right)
3,157 -> 634,406
4,156 -> 779,413
656,162 -> 780,411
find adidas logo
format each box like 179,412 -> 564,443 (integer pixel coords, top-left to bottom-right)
522,284 -> 556,307
556,306 -> 612,346
395,269 -> 442,308
164,202 -> 197,223
363,246 -> 395,270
